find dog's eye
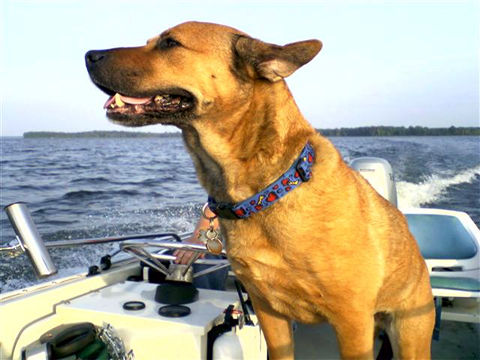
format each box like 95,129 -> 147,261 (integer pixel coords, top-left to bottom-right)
157,37 -> 181,50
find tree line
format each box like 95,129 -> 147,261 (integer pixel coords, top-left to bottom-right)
317,126 -> 479,136
23,131 -> 182,138
23,126 -> 479,138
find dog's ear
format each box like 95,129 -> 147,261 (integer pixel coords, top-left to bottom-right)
234,36 -> 322,82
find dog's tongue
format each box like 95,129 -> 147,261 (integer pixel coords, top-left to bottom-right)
103,93 -> 152,108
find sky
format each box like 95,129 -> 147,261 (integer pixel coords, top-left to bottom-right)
1,0 -> 478,136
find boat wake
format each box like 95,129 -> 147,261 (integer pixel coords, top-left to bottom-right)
397,165 -> 480,208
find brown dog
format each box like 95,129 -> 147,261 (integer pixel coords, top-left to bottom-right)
86,21 -> 435,359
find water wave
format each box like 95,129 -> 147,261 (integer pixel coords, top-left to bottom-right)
61,189 -> 140,200
397,165 -> 480,208
70,176 -> 112,184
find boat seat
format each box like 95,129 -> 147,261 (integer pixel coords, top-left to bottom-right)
430,276 -> 480,292
404,208 -> 480,324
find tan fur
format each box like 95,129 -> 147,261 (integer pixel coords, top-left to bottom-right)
86,21 -> 435,359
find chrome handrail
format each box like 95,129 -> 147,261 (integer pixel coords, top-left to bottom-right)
41,232 -> 190,248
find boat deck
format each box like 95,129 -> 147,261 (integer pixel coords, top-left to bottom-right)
294,321 -> 480,359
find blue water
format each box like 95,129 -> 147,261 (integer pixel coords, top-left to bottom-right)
1,136 -> 479,292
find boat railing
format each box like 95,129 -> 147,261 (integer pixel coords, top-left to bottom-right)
1,202 -> 228,281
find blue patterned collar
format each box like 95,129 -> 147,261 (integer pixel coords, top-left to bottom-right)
208,143 -> 315,219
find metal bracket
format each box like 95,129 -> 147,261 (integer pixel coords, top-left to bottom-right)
0,236 -> 25,258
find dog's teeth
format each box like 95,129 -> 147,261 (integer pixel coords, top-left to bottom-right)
154,95 -> 164,103
114,93 -> 125,107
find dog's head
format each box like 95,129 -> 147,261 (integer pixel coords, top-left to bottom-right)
85,21 -> 321,128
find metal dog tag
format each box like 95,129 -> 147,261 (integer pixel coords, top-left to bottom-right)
206,237 -> 223,255
199,228 -> 223,255
198,229 -> 209,244
198,204 -> 223,255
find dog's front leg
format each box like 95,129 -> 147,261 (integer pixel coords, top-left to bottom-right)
250,296 -> 294,360
331,311 -> 376,360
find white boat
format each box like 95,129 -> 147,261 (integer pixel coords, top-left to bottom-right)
1,158 -> 479,359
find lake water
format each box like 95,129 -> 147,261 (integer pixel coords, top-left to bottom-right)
1,136 -> 479,292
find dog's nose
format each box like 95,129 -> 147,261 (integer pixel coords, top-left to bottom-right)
85,50 -> 107,67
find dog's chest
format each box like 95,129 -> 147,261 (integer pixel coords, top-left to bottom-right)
225,235 -> 328,322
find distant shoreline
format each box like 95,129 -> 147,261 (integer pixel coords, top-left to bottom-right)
23,131 -> 181,138
318,126 -> 479,136
22,126 -> 480,138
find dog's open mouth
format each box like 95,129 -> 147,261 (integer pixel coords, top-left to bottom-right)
104,92 -> 194,116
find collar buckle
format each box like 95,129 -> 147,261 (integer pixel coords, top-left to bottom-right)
296,159 -> 312,182
208,199 -> 241,220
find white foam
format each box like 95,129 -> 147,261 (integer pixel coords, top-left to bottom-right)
397,165 -> 480,208
0,266 -> 88,294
